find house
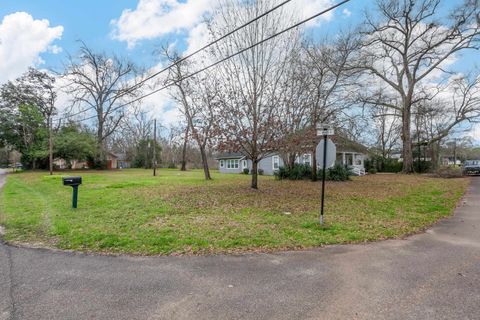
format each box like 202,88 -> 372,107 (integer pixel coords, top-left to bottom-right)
216,132 -> 368,176
114,153 -> 131,169
442,157 -> 461,166
332,135 -> 369,176
106,152 -> 118,170
53,158 -> 88,169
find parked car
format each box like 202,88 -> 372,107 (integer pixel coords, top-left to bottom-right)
463,160 -> 480,175
7,162 -> 23,169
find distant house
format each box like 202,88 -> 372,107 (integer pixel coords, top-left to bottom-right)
216,132 -> 368,176
115,153 -> 131,169
53,158 -> 88,169
106,152 -> 118,170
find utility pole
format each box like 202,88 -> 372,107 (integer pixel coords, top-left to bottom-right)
453,138 -> 457,167
153,118 -> 157,176
416,114 -> 421,173
49,118 -> 53,175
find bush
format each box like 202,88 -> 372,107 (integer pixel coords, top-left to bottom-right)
413,160 -> 432,173
258,169 -> 264,175
368,167 -> 377,174
321,163 -> 352,181
243,168 -> 249,174
167,162 -> 177,169
366,156 -> 403,173
382,159 -> 403,173
435,166 -> 463,178
275,164 -> 311,180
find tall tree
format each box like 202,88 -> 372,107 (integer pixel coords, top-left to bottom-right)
417,73 -> 480,168
54,122 -> 95,168
63,42 -> 145,168
163,49 -> 218,180
209,0 -> 300,189
0,68 -> 56,170
303,34 -> 359,180
357,0 -> 480,173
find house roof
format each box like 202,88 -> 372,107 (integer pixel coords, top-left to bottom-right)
114,153 -> 129,161
331,135 -> 369,154
215,152 -> 246,160
278,127 -> 369,154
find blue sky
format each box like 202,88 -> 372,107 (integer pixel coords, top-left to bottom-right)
0,0 -> 478,140
0,0 -> 374,73
1,0 -> 475,73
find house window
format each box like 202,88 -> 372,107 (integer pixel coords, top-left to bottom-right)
303,154 -> 311,167
227,159 -> 239,169
220,160 -> 224,168
272,155 -> 280,170
242,160 -> 247,168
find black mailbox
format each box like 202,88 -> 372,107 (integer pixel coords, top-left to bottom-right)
63,176 -> 82,208
63,176 -> 82,186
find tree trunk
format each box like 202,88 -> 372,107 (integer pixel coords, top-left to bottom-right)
180,126 -> 189,171
49,123 -> 53,175
199,146 -> 211,180
430,141 -> 440,171
144,143 -> 148,169
288,153 -> 295,169
251,159 -> 258,189
96,120 -> 105,168
401,107 -> 414,173
311,148 -> 317,181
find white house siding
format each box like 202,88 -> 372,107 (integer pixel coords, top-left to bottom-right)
217,139 -> 337,176
218,158 -> 247,174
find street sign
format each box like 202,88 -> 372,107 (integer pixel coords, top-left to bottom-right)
315,123 -> 334,225
316,123 -> 334,136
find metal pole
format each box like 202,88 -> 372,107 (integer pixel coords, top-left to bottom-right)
153,119 -> 157,176
320,134 -> 328,225
72,185 -> 78,208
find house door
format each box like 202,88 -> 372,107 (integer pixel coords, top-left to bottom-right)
346,154 -> 353,166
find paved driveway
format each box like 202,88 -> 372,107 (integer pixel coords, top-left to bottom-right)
1,171 -> 479,320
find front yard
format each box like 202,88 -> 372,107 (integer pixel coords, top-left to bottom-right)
0,169 -> 469,255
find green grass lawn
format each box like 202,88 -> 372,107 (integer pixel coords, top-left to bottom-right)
0,169 -> 469,255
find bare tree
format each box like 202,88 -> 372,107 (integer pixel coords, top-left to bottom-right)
162,49 -> 217,179
357,0 -> 480,173
276,45 -> 312,169
417,73 -> 480,168
63,42 -> 145,167
208,0 -> 300,189
303,33 -> 359,180
110,104 -> 154,166
370,104 -> 401,159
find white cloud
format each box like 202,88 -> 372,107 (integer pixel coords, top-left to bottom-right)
48,44 -> 63,54
112,0 -> 337,50
111,0 -> 214,48
471,124 -> 480,142
290,0 -> 335,27
0,12 -> 63,84
111,0 -> 340,128
342,8 -> 352,17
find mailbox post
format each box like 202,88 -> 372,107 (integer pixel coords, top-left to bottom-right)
63,176 -> 82,208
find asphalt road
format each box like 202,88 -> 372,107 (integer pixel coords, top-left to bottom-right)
0,171 -> 479,320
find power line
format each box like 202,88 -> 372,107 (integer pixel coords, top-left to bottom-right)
54,0 -> 295,123
70,0 -> 352,124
